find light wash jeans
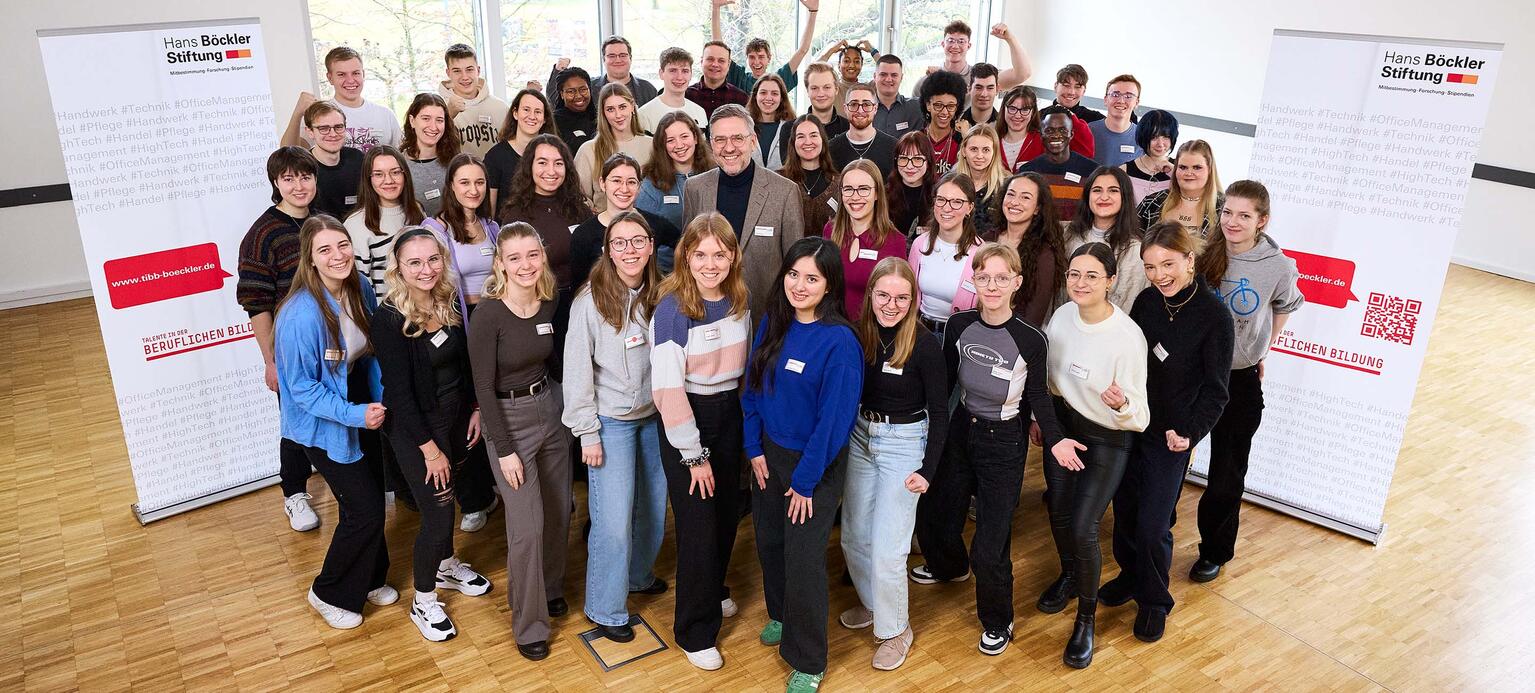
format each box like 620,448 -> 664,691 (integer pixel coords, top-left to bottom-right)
584,414 -> 667,627
839,416 -> 928,639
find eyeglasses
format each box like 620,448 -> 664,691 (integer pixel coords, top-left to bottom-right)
710,134 -> 750,148
943,38 -> 970,47
932,195 -> 969,210
972,273 -> 1016,288
604,52 -> 630,60
402,255 -> 445,272
609,236 -> 651,252
370,168 -> 406,181
896,155 -> 928,167
872,291 -> 911,307
1004,105 -> 1033,116
311,124 -> 346,135
561,86 -> 590,97
841,185 -> 875,199
1065,270 -> 1107,283
928,102 -> 958,113
1106,90 -> 1139,101
845,100 -> 876,112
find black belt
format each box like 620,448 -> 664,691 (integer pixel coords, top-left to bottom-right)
919,315 -> 947,333
860,407 -> 927,425
495,378 -> 547,400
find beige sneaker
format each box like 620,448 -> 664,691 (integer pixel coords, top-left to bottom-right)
838,605 -> 873,630
872,626 -> 913,671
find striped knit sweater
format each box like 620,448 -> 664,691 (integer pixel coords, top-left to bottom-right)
236,206 -> 305,316
648,293 -> 751,460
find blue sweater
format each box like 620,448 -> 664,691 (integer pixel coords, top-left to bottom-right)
741,317 -> 864,496
275,275 -> 384,463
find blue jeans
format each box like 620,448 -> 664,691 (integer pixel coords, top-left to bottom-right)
840,417 -> 928,639
584,414 -> 667,626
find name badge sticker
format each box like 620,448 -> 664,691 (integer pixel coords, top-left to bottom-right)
1120,144 -> 1135,153
1153,343 -> 1169,361
479,246 -> 494,256
1069,363 -> 1089,380
568,224 -> 580,232
344,195 -> 358,205
753,225 -> 775,237
573,129 -> 586,137
536,323 -> 554,335
323,348 -> 344,362
881,361 -> 903,375
1064,172 -> 1082,183
430,331 -> 449,347
990,365 -> 1012,380
424,188 -> 441,200
663,195 -> 681,204
703,327 -> 721,341
896,121 -> 910,131
857,248 -> 879,261
785,359 -> 805,373
827,198 -> 839,211
624,334 -> 645,349
961,280 -> 975,293
478,115 -> 494,124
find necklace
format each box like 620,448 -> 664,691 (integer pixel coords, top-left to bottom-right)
1162,283 -> 1195,321
1180,193 -> 1201,203
878,335 -> 894,354
846,136 -> 876,160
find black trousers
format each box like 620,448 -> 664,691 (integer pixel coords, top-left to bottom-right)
1110,431 -> 1191,613
279,437 -> 311,496
659,390 -> 743,653
753,436 -> 846,675
388,388 -> 475,592
306,445 -> 390,613
1042,400 -> 1132,604
915,407 -> 1027,631
1198,365 -> 1264,565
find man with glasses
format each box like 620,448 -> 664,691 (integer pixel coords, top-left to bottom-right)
1021,106 -> 1099,221
688,42 -> 751,120
910,22 -> 1033,101
302,101 -> 364,219
830,84 -> 898,181
712,0 -> 821,94
548,36 -> 657,108
683,105 -> 804,313
873,55 -> 925,137
1090,74 -> 1143,167
552,67 -> 598,155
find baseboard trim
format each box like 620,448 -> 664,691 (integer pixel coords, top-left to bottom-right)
1450,256 -> 1535,283
0,281 -> 93,310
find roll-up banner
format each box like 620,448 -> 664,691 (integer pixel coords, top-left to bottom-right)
1189,30 -> 1502,543
38,18 -> 281,523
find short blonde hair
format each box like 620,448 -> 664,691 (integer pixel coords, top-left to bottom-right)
971,241 -> 1022,274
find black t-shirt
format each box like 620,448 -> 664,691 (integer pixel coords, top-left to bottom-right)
828,130 -> 898,183
568,209 -> 683,290
862,324 -> 950,480
554,106 -> 597,156
312,146 -> 364,219
483,140 -> 522,207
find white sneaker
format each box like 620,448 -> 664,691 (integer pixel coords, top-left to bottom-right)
366,584 -> 399,606
436,557 -> 492,596
684,646 -> 724,670
410,595 -> 458,642
285,493 -> 320,532
720,597 -> 739,618
307,588 -> 362,629
460,495 -> 499,533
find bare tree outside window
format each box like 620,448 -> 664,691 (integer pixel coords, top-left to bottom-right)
309,0 -> 481,116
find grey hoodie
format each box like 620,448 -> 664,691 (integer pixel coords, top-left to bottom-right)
561,286 -> 657,446
1219,234 -> 1304,369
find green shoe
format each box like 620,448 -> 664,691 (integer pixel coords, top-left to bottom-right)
759,619 -> 783,645
786,670 -> 824,692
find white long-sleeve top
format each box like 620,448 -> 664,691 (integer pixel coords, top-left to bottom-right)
1044,301 -> 1151,432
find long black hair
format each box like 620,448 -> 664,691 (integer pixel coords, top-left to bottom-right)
746,237 -> 849,391
1067,165 -> 1141,264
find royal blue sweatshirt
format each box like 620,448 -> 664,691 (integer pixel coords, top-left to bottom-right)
741,317 -> 864,496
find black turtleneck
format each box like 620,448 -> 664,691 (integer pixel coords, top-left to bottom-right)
1128,276 -> 1234,444
861,322 -> 950,480
718,161 -> 756,237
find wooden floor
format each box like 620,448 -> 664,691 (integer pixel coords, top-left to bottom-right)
4,264 -> 1533,692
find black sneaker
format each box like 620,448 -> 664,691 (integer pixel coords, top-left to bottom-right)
1098,575 -> 1133,607
629,577 -> 668,595
978,623 -> 1013,655
909,564 -> 971,585
1134,606 -> 1167,642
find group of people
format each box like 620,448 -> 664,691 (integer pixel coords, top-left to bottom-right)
239,10 -> 1303,691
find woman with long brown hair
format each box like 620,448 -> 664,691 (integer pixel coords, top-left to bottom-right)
561,210 -> 668,643
649,213 -> 752,671
497,133 -> 594,348
402,93 -> 462,217
778,114 -> 840,243
575,83 -> 653,211
274,214 -> 391,630
837,257 -> 948,670
991,171 -> 1065,327
345,146 -> 427,295
749,73 -> 796,169
637,112 -> 713,273
1064,166 -> 1147,313
484,89 -> 558,210
908,170 -> 984,341
885,131 -> 938,239
823,159 -> 908,317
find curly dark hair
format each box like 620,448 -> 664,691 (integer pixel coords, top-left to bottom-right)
496,133 -> 591,223
918,70 -> 968,121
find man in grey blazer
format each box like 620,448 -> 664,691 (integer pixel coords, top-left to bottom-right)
684,104 -> 805,314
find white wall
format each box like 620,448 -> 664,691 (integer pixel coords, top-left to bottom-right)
1007,0 -> 1535,282
0,0 -> 314,308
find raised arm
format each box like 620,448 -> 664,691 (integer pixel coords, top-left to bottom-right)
817,38 -> 848,63
280,91 -> 318,147
712,0 -> 732,41
990,23 -> 1033,89
784,0 -> 821,73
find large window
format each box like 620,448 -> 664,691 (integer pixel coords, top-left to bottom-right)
809,0 -> 882,83
501,0 -> 600,94
620,0 -> 711,82
308,0 -> 483,116
893,0 -> 986,94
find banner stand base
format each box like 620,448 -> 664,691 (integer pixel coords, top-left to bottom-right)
132,474 -> 280,525
1185,471 -> 1384,545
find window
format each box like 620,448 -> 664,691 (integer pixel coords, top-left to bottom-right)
502,0 -> 600,95
707,0 -> 798,81
620,0 -> 710,82
308,0 -> 482,116
807,0 -> 882,83
893,0 -> 986,94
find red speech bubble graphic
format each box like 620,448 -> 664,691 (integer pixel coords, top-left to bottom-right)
1283,249 -> 1359,309
103,243 -> 232,309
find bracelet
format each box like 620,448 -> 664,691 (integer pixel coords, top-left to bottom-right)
425,452 -> 443,462
680,447 -> 711,468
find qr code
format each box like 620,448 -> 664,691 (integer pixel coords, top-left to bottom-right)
1361,292 -> 1421,345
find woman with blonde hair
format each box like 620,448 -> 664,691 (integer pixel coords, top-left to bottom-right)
1136,140 -> 1223,238
575,82 -> 653,211
371,228 -> 493,642
467,222 -> 570,662
837,257 -> 948,670
960,123 -> 1008,238
649,212 -> 753,671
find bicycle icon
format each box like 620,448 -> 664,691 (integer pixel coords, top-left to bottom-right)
1220,277 -> 1261,316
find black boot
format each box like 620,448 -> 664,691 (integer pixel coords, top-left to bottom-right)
1063,600 -> 1096,669
1036,572 -> 1076,614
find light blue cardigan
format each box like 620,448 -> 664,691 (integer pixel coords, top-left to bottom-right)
275,274 -> 384,463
